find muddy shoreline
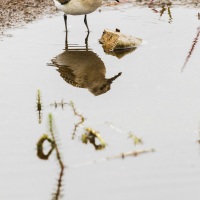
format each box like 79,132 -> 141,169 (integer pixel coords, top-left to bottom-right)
0,0 -> 199,33
0,0 -> 56,31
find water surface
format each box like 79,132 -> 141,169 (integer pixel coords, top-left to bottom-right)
0,5 -> 200,200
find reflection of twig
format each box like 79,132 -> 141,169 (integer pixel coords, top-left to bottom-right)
50,100 -> 68,110
48,114 -> 65,200
160,6 -> 166,17
36,90 -> 42,124
70,149 -> 155,168
106,149 -> 155,160
69,101 -> 85,139
149,0 -> 172,23
167,6 -> 172,22
159,5 -> 172,23
182,28 -> 200,72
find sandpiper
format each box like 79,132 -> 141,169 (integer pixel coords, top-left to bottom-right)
53,0 -> 119,31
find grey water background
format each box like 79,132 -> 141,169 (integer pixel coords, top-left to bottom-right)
0,4 -> 200,200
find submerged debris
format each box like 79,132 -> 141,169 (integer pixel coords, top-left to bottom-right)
37,134 -> 55,160
99,29 -> 142,54
82,128 -> 106,150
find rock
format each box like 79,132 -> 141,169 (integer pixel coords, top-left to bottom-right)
99,29 -> 142,52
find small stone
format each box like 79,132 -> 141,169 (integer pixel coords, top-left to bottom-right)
99,29 -> 142,52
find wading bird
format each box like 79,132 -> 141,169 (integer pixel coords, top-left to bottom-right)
53,0 -> 119,31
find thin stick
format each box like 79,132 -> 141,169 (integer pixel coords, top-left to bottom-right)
69,149 -> 155,168
69,101 -> 85,139
48,114 -> 65,200
181,27 -> 200,72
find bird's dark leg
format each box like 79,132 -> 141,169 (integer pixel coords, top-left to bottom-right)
64,14 -> 69,48
85,31 -> 90,50
64,14 -> 67,31
84,15 -> 90,32
65,31 -> 68,50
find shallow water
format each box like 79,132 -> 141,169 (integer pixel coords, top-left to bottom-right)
1,4 -> 200,200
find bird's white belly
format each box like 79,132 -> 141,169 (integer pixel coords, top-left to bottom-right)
53,0 -> 102,15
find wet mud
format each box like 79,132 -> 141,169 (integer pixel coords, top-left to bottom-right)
0,0 -> 56,31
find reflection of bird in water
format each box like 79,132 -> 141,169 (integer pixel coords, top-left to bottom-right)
51,33 -> 121,96
52,49 -> 121,96
53,0 -> 119,31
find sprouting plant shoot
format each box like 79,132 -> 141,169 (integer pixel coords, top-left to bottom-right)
36,89 -> 42,124
128,132 -> 143,146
